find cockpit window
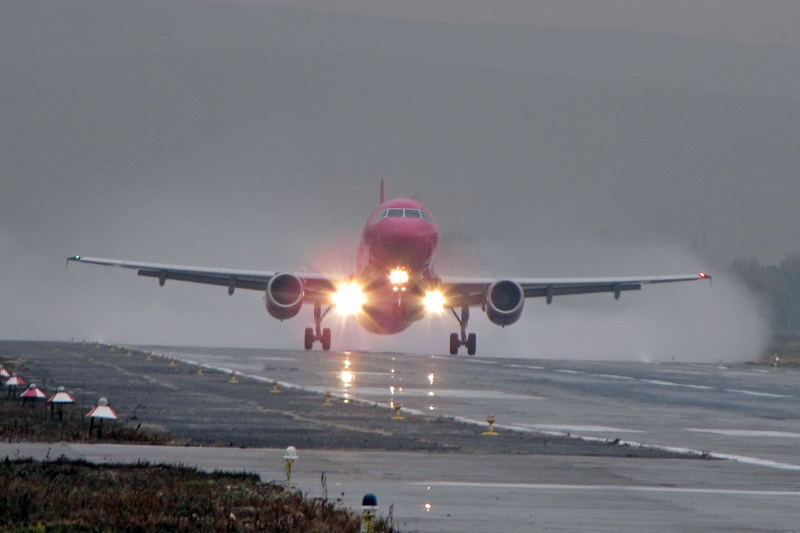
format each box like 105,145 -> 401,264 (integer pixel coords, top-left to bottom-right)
374,208 -> 434,222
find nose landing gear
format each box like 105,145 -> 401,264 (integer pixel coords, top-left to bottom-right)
449,304 -> 477,355
305,303 -> 332,351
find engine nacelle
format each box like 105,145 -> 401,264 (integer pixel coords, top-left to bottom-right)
266,273 -> 304,320
486,280 -> 524,326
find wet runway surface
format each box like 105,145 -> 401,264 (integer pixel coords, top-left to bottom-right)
131,345 -> 800,532
4,342 -> 800,531
146,345 -> 800,469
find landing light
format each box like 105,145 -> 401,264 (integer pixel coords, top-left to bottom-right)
389,269 -> 409,285
423,291 -> 446,314
333,282 -> 365,315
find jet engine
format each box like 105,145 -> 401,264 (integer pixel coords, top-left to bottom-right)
486,280 -> 524,326
266,273 -> 304,320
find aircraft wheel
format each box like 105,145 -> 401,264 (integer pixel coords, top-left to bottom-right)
304,328 -> 314,350
449,333 -> 460,355
466,333 -> 477,356
321,328 -> 332,351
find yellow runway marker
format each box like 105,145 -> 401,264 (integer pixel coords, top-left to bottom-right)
483,415 -> 498,435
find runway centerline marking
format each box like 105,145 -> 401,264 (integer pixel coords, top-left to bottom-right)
641,379 -> 713,390
411,482 -> 800,496
505,364 -> 545,370
592,373 -> 635,380
725,389 -> 792,398
346,387 -> 544,400
686,428 -> 800,439
525,424 -> 646,434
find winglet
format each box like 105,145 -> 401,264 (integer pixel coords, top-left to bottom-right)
380,178 -> 386,204
66,255 -> 81,269
699,271 -> 712,286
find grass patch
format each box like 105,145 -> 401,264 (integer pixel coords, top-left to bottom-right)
0,457 -> 399,532
0,398 -> 175,445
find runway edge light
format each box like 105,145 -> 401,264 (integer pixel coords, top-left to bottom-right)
283,446 -> 298,487
483,415 -> 498,436
361,493 -> 379,533
392,402 -> 404,420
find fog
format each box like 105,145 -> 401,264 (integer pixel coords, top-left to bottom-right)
1,0 -> 793,361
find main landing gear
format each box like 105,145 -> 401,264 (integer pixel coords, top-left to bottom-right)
305,303 -> 332,351
449,304 -> 477,355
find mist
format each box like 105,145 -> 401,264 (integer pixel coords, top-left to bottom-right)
1,0 -> 792,362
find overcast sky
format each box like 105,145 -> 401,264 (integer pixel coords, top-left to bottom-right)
1,0 -> 794,360
222,0 -> 800,47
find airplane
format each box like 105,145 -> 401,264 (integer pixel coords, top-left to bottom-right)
67,180 -> 710,355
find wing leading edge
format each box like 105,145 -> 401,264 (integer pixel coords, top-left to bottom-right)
440,273 -> 710,307
66,255 -> 338,300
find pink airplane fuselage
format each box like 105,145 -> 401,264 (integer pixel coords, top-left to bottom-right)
353,198 -> 439,334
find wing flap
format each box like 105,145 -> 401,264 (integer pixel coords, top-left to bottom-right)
523,282 -> 642,298
137,269 -> 270,291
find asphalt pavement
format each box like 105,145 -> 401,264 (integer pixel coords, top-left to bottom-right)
3,340 -> 800,532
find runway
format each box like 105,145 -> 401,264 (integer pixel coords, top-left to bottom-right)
146,345 -> 800,469
4,342 -> 800,531
131,345 -> 800,532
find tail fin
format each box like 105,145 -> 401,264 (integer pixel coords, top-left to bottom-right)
380,178 -> 386,204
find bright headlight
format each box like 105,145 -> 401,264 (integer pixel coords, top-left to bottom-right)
423,290 -> 446,314
389,269 -> 409,285
333,282 -> 365,315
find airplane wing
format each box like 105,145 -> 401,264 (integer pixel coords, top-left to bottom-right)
439,273 -> 710,307
66,255 -> 339,302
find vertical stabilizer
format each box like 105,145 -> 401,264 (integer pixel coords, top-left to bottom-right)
380,178 -> 386,204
